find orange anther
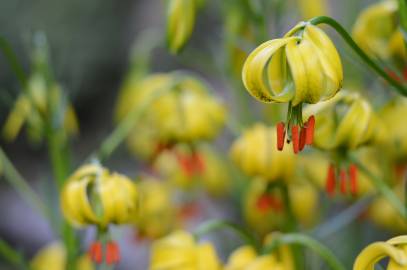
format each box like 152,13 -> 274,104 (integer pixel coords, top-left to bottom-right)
88,242 -> 103,264
326,164 -> 336,196
106,242 -> 120,265
349,164 -> 358,195
292,125 -> 300,154
276,122 -> 285,151
305,115 -> 315,145
299,127 -> 306,151
340,169 -> 347,194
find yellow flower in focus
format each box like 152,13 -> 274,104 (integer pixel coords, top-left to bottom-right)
30,242 -> 93,270
379,98 -> 407,162
225,242 -> 294,270
230,124 -> 296,182
115,73 -> 226,159
243,178 -> 318,236
298,0 -> 328,20
166,0 -> 202,53
352,0 -> 406,62
353,235 -> 407,270
135,178 -> 175,239
242,22 -> 342,152
61,164 -> 138,228
150,230 -> 222,270
304,91 -> 382,150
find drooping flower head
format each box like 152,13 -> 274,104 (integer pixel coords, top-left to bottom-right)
115,72 -> 226,160
353,235 -> 407,270
242,22 -> 343,153
61,164 -> 138,266
353,0 -> 406,66
304,91 -> 383,197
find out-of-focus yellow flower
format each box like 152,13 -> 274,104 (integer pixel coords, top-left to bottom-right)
352,0 -> 406,62
298,0 -> 328,20
115,73 -> 226,159
150,230 -> 222,270
379,98 -> 407,162
242,22 -> 342,153
353,235 -> 407,270
2,74 -> 78,143
243,178 -> 317,236
230,124 -> 296,182
61,164 -> 138,228
30,242 -> 93,270
153,144 -> 230,196
166,0 -> 203,53
225,241 -> 294,270
368,184 -> 407,233
135,178 -> 175,239
304,91 -> 383,150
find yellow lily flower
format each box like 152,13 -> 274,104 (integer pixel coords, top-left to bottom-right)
379,98 -> 407,162
3,73 -> 78,143
135,178 -> 176,239
61,164 -> 138,228
30,242 -> 93,270
352,0 -> 406,63
242,22 -> 343,153
243,177 -> 318,236
153,143 -> 230,196
115,73 -> 226,159
230,124 -> 296,182
353,235 -> 407,270
150,230 -> 222,270
225,241 -> 294,270
166,0 -> 202,53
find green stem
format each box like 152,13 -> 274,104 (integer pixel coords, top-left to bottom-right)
398,0 -> 407,39
193,219 -> 261,253
0,238 -> 30,270
262,233 -> 346,270
0,36 -> 27,89
349,155 -> 405,218
0,147 -> 50,220
309,16 -> 407,96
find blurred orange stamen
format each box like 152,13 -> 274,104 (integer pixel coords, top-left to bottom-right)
277,122 -> 285,151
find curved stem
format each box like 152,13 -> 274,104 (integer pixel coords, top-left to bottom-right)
309,16 -> 407,96
193,219 -> 261,253
0,36 -> 27,89
262,233 -> 346,270
349,155 -> 405,218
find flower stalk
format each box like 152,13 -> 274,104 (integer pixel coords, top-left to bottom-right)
308,16 -> 407,96
0,238 -> 30,270
262,233 -> 346,270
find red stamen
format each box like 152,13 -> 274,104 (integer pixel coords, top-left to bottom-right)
276,122 -> 285,151
326,164 -> 336,196
192,153 -> 205,174
349,164 -> 358,195
106,242 -> 120,265
88,242 -> 103,264
305,115 -> 315,145
176,153 -> 195,177
340,169 -> 347,194
386,68 -> 401,82
292,125 -> 300,154
299,127 -> 306,151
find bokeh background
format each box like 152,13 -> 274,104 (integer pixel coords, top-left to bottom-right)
0,0 -> 402,269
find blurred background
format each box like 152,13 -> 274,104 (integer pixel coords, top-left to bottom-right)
0,0 -> 403,269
